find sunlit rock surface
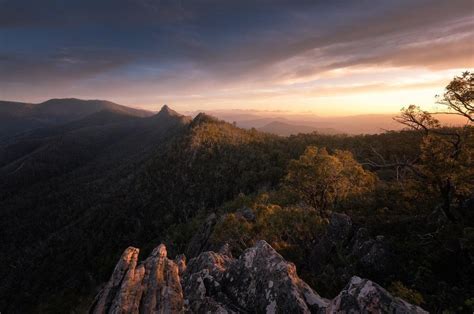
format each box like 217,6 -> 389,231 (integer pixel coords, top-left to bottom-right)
329,276 -> 428,314
90,241 -> 427,313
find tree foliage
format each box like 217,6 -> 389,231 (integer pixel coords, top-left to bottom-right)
436,71 -> 473,122
284,146 -> 375,214
393,71 -> 474,222
211,193 -> 327,266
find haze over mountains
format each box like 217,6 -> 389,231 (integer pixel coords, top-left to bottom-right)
1,98 -> 467,139
193,108 -> 468,135
0,94 -> 471,313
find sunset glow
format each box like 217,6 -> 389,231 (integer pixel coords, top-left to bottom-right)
1,0 -> 473,115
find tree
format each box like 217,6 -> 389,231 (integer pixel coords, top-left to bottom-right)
436,71 -> 473,122
390,71 -> 474,222
284,146 -> 375,215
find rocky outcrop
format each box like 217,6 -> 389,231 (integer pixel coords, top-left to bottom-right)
329,276 -> 426,313
311,212 -> 393,281
183,240 -> 328,313
89,245 -> 183,314
90,241 -> 427,314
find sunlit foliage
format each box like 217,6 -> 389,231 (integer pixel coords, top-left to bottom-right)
284,146 -> 376,214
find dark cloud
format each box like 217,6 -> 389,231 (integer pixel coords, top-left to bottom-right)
0,47 -> 134,86
0,0 -> 472,102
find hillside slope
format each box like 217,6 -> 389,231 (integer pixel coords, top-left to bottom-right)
0,98 -> 153,138
0,108 -> 287,313
0,106 -> 470,313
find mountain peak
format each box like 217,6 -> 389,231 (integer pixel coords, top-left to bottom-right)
157,104 -> 179,117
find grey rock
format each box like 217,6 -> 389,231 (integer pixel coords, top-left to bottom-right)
91,241 -> 427,314
183,249 -> 236,313
221,240 -> 329,313
311,213 -> 392,278
328,276 -> 428,313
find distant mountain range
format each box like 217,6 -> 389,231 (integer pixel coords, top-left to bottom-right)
258,121 -> 339,136
0,98 -> 153,138
0,98 -> 397,138
186,109 -> 404,134
189,109 -> 467,135
1,98 -> 467,140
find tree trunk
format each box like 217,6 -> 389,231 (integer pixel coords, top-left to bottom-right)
440,179 -> 456,222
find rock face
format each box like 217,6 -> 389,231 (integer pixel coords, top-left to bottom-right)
90,241 -> 427,314
183,241 -> 328,313
89,244 -> 183,314
311,212 -> 392,281
329,276 -> 426,314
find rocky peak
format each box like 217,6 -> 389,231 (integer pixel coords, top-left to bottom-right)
156,104 -> 181,118
90,241 -> 427,313
89,244 -> 183,314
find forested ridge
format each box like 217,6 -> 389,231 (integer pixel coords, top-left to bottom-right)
0,73 -> 472,313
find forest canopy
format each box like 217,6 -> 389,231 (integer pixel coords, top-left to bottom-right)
0,72 -> 472,313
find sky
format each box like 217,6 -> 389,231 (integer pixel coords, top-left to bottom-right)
0,0 -> 473,115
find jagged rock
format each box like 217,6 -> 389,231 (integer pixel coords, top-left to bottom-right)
89,244 -> 183,314
91,241 -> 427,314
311,212 -> 392,279
351,228 -> 391,276
139,245 -> 184,313
90,247 -> 140,314
221,241 -> 329,313
183,250 -> 236,313
328,276 -> 428,313
185,213 -> 218,258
